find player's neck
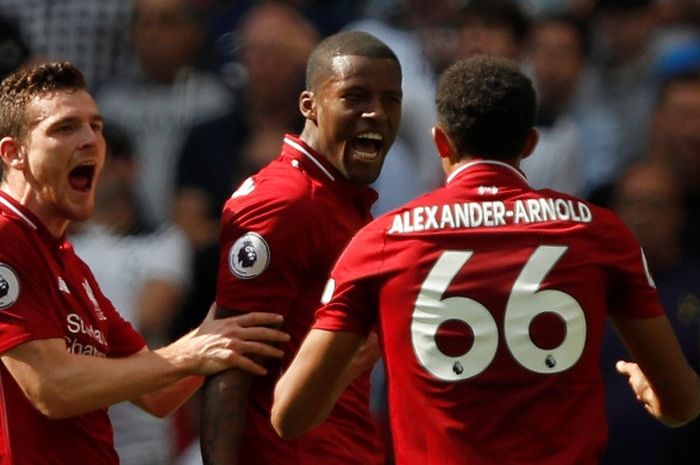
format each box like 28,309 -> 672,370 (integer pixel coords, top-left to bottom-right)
446,156 -> 521,176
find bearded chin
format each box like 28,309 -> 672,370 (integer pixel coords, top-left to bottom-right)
54,198 -> 95,223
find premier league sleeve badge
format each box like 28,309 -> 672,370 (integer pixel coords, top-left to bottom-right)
0,263 -> 20,309
228,232 -> 271,279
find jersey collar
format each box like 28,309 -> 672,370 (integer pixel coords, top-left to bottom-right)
446,159 -> 529,188
0,189 -> 67,247
281,134 -> 378,211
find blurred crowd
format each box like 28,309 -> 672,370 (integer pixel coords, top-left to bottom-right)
0,0 -> 698,464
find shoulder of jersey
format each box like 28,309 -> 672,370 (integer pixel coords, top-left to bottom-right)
227,164 -> 319,210
0,213 -> 28,239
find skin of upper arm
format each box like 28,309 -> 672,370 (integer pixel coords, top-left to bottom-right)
199,304 -> 267,465
271,329 -> 364,439
1,338 -> 73,417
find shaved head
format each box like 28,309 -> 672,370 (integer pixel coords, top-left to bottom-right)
306,31 -> 399,90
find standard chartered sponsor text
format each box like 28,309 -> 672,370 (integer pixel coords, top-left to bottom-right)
64,313 -> 107,357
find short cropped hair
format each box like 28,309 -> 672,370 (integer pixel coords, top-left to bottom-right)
437,56 -> 536,161
305,30 -> 399,90
0,61 -> 86,180
0,61 -> 86,140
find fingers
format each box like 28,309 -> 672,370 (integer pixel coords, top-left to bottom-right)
615,360 -> 657,413
231,312 -> 284,328
232,355 -> 269,376
615,360 -> 633,376
237,340 -> 285,358
239,326 -> 290,343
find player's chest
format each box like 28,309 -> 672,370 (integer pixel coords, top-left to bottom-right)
45,253 -> 111,357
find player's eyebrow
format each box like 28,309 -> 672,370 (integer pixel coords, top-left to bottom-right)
44,113 -> 104,132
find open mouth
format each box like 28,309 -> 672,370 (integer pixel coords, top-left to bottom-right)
69,164 -> 96,192
351,132 -> 384,161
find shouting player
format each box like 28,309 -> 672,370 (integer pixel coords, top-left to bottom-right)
0,62 -> 289,465
200,31 -> 402,465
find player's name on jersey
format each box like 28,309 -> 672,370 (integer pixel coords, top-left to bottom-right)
387,198 -> 592,234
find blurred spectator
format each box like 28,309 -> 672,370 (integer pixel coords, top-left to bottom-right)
590,0 -> 660,164
655,0 -> 700,55
279,0 -> 367,37
648,70 -> 700,259
0,0 -> 134,91
200,0 -> 365,77
655,39 -> 700,81
602,160 -> 700,465
70,125 -> 192,465
522,14 -> 621,195
97,0 -> 234,225
231,2 -> 320,169
0,15 -> 31,80
170,1 -> 318,338
455,0 -> 531,61
363,0 -> 461,75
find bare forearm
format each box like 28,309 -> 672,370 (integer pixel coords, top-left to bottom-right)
273,330 -> 361,438
273,361 -> 348,439
201,368 -> 254,465
134,375 -> 204,418
3,311 -> 288,420
4,344 -> 198,419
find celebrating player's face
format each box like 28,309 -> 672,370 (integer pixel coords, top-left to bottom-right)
20,90 -> 106,225
311,55 -> 402,185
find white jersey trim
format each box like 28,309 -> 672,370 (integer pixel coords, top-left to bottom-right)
0,196 -> 37,230
284,136 -> 336,182
446,160 -> 529,186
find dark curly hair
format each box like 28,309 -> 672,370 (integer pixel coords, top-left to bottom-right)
436,56 -> 536,161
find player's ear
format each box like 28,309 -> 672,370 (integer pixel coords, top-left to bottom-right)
519,128 -> 539,161
0,137 -> 25,170
299,90 -> 317,122
432,126 -> 456,161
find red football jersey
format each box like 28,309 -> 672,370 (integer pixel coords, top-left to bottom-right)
0,191 -> 146,465
314,161 -> 663,465
215,135 -> 384,465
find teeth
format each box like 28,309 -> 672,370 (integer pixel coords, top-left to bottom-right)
356,132 -> 383,141
353,149 -> 379,160
352,132 -> 383,161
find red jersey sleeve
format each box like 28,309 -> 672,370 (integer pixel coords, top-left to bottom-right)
314,221 -> 387,334
600,211 -> 664,319
216,184 -> 317,317
0,223 -> 64,353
